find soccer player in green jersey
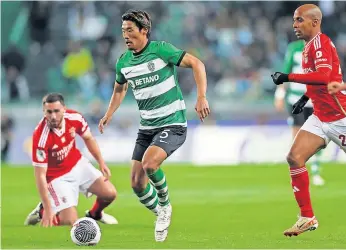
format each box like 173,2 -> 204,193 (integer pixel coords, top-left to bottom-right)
98,10 -> 210,242
274,40 -> 324,186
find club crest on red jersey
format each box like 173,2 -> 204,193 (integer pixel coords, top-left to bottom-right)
69,127 -> 76,138
303,52 -> 308,63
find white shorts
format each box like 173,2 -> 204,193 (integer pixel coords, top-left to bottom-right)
301,114 -> 346,152
47,156 -> 103,213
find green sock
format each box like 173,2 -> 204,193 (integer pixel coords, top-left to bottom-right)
311,150 -> 322,176
147,168 -> 170,206
133,183 -> 159,215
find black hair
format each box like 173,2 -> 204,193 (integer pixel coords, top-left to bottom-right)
43,93 -> 65,106
122,9 -> 151,38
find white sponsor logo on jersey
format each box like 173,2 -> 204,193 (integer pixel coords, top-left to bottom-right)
304,68 -> 314,73
52,139 -> 75,161
316,50 -> 322,58
135,75 -> 159,88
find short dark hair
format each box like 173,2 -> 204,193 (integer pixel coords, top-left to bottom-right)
122,9 -> 151,38
43,93 -> 65,106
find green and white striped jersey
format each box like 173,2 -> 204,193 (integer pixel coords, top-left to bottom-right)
115,41 -> 187,130
283,40 -> 312,107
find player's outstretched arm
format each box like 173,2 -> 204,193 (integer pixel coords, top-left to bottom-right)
288,40 -> 333,85
82,129 -> 111,177
179,53 -> 210,122
288,67 -> 331,85
271,68 -> 331,86
99,82 -> 128,134
34,166 -> 56,227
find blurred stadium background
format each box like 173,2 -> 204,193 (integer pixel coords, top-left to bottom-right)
1,1 -> 345,165
1,1 -> 346,248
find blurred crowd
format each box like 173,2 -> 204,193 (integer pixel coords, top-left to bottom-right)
1,1 -> 346,104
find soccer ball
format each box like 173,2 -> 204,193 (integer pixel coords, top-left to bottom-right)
70,217 -> 101,246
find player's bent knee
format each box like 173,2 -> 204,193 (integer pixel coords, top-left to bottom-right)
100,183 -> 117,201
141,158 -> 159,173
286,151 -> 305,167
106,186 -> 117,201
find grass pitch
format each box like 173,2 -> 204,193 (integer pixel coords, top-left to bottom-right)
2,163 -> 346,249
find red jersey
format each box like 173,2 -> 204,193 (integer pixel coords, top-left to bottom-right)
32,109 -> 89,182
301,33 -> 346,122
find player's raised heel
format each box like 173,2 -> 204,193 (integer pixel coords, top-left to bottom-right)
283,216 -> 319,237
24,202 -> 43,226
85,210 -> 118,225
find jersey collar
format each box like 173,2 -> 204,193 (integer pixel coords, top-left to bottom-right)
133,40 -> 150,56
52,118 -> 66,137
305,32 -> 322,48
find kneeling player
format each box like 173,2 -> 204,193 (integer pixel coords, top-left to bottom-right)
24,93 -> 118,227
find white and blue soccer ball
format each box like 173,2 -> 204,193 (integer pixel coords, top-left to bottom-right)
70,217 -> 101,246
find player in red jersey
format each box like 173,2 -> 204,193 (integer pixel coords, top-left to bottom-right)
271,4 -> 346,237
24,93 -> 118,227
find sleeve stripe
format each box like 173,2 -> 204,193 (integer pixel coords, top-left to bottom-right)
38,123 -> 49,148
82,123 -> 88,132
32,162 -> 47,168
316,64 -> 332,67
316,64 -> 332,69
314,35 -> 321,50
65,114 -> 87,126
64,113 -> 83,120
65,113 -> 88,133
176,51 -> 186,66
81,126 -> 90,135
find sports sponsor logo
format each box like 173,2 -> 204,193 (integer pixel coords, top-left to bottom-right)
128,75 -> 160,89
315,50 -> 322,58
52,139 -> 75,161
303,68 -> 314,73
315,58 -> 327,63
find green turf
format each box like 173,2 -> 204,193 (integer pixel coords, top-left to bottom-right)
2,163 -> 346,249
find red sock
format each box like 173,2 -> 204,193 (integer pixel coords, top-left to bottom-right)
290,166 -> 314,217
39,207 -> 44,218
89,198 -> 112,219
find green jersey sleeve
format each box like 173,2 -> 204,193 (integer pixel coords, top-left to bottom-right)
157,41 -> 186,66
282,43 -> 294,74
115,59 -> 126,84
